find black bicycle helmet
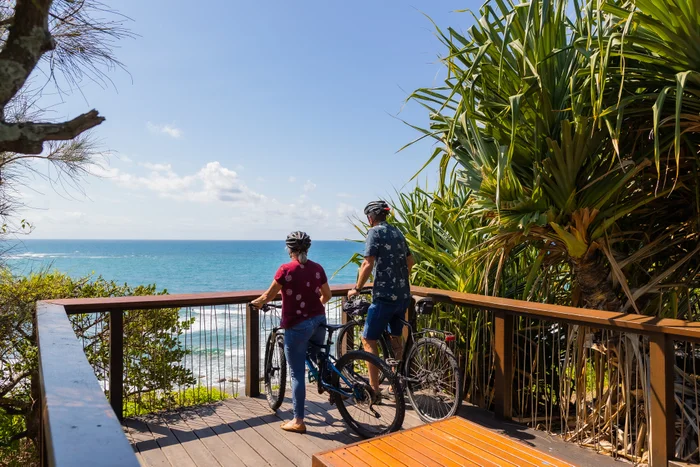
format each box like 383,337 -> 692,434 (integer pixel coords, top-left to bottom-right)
364,200 -> 391,217
342,295 -> 371,317
285,231 -> 311,252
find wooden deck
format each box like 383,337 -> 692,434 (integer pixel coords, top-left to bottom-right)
123,386 -> 630,467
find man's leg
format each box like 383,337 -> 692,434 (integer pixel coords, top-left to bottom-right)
362,301 -> 389,393
387,299 -> 409,362
361,337 -> 380,392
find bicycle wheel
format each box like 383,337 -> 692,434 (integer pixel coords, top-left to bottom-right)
264,330 -> 286,411
335,320 -> 391,361
332,350 -> 405,439
404,337 -> 462,422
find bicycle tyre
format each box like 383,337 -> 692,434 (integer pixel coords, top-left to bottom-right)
404,337 -> 462,422
332,350 -> 405,439
335,320 -> 392,361
264,330 -> 286,411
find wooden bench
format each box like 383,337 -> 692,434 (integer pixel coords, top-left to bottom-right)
312,416 -> 575,467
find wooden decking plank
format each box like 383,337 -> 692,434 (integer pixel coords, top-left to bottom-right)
394,429 -> 478,467
221,398 -> 311,466
186,403 -> 268,467
354,442 -> 406,466
332,448 -> 373,467
371,439 -> 431,467
122,424 -> 149,467
175,408 -> 245,467
345,445 -> 392,466
124,418 -> 172,467
235,396 -> 328,456
443,417 -> 575,466
299,393 -> 360,445
380,434 -> 449,467
141,415 -> 198,467
433,418 -> 548,467
158,411 -> 223,467
206,400 -> 293,467
419,424 -> 510,467
312,451 -> 354,467
245,395 -> 342,452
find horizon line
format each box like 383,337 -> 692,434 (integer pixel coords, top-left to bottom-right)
10,238 -> 359,242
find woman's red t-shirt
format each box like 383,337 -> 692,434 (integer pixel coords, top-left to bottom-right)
274,260 -> 327,329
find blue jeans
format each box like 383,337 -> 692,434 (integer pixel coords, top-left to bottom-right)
362,298 -> 410,340
283,314 -> 326,419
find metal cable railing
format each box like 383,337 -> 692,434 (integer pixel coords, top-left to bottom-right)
37,285 -> 700,467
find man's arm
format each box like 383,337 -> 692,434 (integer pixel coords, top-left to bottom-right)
348,256 -> 375,297
407,254 -> 415,276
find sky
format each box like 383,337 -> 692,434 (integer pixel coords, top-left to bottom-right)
18,0 -> 474,240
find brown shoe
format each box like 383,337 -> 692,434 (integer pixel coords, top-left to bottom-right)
280,421 -> 306,434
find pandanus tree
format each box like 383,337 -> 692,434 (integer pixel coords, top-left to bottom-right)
408,0 -> 700,315
394,0 -> 700,461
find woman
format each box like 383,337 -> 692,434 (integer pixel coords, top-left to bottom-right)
251,231 -> 332,433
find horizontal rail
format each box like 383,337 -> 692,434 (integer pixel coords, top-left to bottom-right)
49,283 -> 700,342
410,286 -> 700,343
49,284 -> 355,313
36,302 -> 139,467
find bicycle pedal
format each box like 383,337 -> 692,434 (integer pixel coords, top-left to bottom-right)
385,358 -> 400,367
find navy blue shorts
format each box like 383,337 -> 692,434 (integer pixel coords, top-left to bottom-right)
362,299 -> 410,340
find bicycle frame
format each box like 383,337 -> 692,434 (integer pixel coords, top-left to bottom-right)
270,325 -> 361,400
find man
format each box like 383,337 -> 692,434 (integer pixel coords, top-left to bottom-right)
348,200 -> 414,395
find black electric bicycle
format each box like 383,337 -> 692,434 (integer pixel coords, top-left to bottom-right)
260,303 -> 405,439
336,290 -> 463,422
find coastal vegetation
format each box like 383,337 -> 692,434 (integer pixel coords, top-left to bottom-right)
362,0 -> 700,462
0,272 -> 202,464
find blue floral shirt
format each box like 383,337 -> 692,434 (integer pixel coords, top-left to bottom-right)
364,222 -> 411,302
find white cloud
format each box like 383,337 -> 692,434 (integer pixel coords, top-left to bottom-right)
337,202 -> 359,219
336,192 -> 353,199
117,154 -> 133,164
288,176 -> 297,183
139,162 -> 173,172
303,180 -> 316,192
146,122 -> 183,139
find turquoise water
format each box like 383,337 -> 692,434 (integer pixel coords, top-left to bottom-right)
6,239 -> 362,292
7,239 -> 363,390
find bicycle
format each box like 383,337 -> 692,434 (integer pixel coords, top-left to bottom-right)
259,303 -> 405,439
336,290 -> 463,422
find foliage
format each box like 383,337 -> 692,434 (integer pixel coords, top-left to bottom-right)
0,0 -> 131,235
0,271 -> 196,463
348,0 -> 700,461
406,0 -> 700,315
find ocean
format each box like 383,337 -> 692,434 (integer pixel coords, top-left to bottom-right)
6,239 -> 362,292
6,239 -> 363,392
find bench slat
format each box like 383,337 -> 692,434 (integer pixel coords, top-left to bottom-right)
312,416 -> 575,467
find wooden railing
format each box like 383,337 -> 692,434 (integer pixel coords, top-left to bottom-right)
36,285 -> 700,466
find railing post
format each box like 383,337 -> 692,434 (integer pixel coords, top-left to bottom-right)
340,297 -> 350,357
648,333 -> 675,467
494,310 -> 513,420
109,309 -> 124,421
245,303 -> 260,397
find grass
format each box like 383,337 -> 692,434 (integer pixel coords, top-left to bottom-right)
124,386 -> 232,418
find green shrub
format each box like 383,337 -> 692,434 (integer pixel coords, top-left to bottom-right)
0,271 -> 196,464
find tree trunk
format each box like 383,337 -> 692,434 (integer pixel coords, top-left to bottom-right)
571,251 -> 622,311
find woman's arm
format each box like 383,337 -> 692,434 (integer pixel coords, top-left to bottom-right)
251,280 -> 283,308
319,282 -> 332,305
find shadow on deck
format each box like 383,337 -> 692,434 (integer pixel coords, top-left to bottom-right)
123,386 -> 630,467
